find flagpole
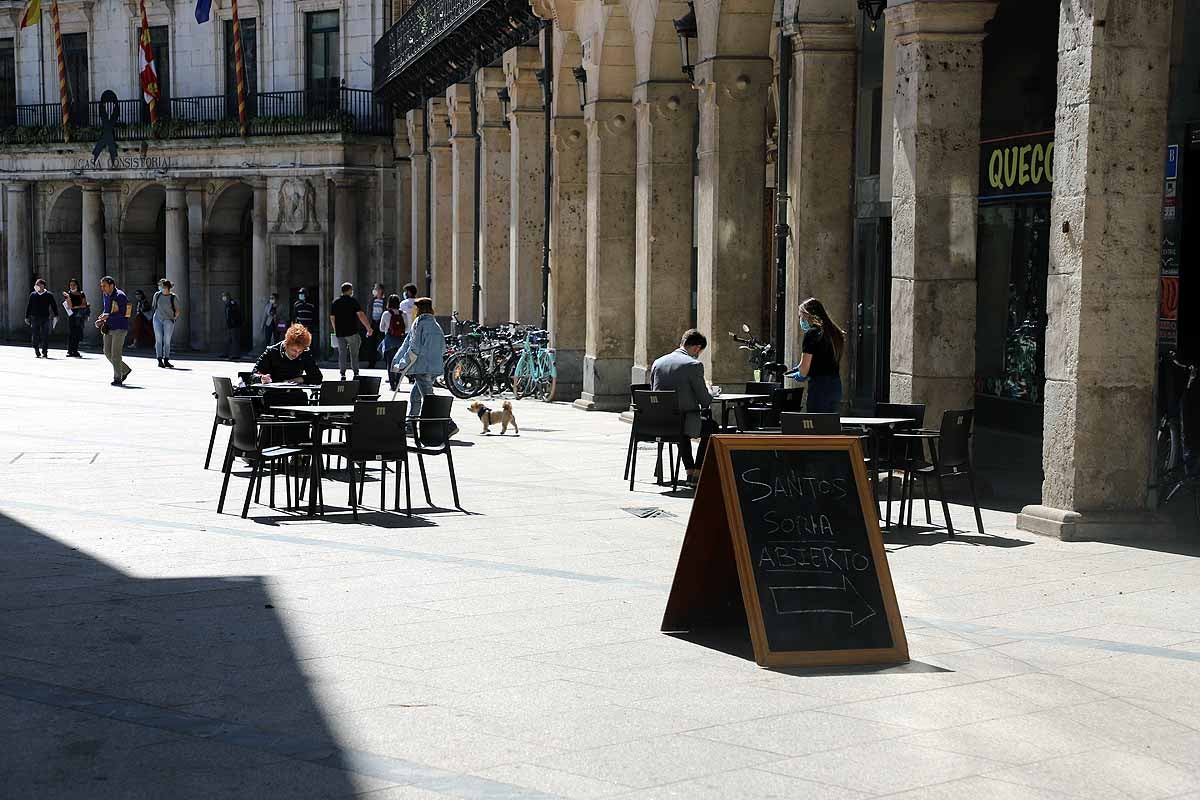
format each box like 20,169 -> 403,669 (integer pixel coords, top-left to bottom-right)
51,0 -> 68,139
38,15 -> 45,113
231,0 -> 247,137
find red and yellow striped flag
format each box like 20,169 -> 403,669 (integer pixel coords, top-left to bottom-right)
231,0 -> 247,136
137,0 -> 159,123
18,0 -> 40,29
50,1 -> 69,138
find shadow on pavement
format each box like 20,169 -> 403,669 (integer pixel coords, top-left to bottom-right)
0,510 -> 359,798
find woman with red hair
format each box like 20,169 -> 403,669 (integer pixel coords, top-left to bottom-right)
251,323 -> 324,385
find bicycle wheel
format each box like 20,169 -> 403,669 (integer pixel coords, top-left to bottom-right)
534,350 -> 557,402
512,353 -> 535,399
445,354 -> 486,399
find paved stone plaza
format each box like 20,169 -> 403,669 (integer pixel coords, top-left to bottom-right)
2,343 -> 1200,799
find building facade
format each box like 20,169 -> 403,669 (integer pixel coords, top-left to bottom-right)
372,0 -> 1200,538
0,0 -> 403,351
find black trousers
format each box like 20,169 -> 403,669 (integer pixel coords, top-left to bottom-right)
677,416 -> 717,472
67,315 -> 85,354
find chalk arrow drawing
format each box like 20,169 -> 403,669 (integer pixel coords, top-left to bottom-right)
769,574 -> 877,628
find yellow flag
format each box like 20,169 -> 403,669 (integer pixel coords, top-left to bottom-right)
19,0 -> 41,28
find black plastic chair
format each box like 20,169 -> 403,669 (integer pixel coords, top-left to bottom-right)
356,375 -> 382,397
623,383 -> 653,480
896,409 -> 984,536
411,394 -> 463,510
205,377 -> 236,470
739,387 -> 805,433
218,398 -> 307,518
742,381 -> 783,429
781,412 -> 841,435
874,402 -> 926,527
325,401 -> 412,520
629,390 -> 685,491
318,380 -> 359,406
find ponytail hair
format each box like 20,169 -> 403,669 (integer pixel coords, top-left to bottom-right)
799,297 -> 846,363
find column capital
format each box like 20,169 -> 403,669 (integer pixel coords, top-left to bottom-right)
477,66 -> 507,129
583,99 -> 634,137
405,107 -> 428,154
553,117 -> 586,154
632,81 -> 697,122
446,83 -> 474,139
693,58 -> 774,110
504,45 -> 544,111
785,19 -> 857,51
5,180 -> 29,193
427,97 -> 451,148
885,0 -> 998,42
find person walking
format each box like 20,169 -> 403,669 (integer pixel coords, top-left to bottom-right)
398,283 -> 418,330
62,278 -> 89,358
329,282 -> 371,381
25,278 -> 59,359
786,297 -> 846,413
391,297 -> 446,422
151,279 -> 181,368
292,288 -> 317,337
262,293 -> 281,346
221,292 -> 243,360
96,276 -> 132,386
366,283 -> 387,369
650,329 -> 716,483
129,290 -> 153,349
379,294 -> 407,391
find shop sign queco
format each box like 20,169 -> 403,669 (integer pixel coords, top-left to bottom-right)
980,131 -> 1054,199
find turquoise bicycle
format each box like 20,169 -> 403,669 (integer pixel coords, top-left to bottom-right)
511,329 -> 557,401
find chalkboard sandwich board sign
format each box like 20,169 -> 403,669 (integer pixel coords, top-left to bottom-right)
661,435 -> 908,668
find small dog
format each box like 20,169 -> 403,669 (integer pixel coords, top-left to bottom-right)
468,400 -> 519,435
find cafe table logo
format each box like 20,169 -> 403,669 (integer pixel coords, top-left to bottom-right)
980,130 -> 1054,199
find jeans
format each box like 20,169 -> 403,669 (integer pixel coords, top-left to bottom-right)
30,317 -> 52,353
67,314 -> 85,354
223,329 -> 240,358
103,330 -> 130,381
806,375 -> 843,413
408,374 -> 435,419
153,316 -> 175,359
337,335 -> 361,377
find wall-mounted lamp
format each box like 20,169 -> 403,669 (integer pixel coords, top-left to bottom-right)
497,87 -> 511,128
673,2 -> 697,83
572,66 -> 588,111
857,0 -> 887,32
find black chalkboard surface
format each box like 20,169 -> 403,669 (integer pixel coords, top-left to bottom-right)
662,435 -> 907,667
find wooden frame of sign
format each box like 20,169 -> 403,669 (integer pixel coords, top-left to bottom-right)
661,435 -> 908,668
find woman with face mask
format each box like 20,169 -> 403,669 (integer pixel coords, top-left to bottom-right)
786,297 -> 846,413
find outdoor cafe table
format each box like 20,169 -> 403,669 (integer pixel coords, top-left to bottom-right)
270,405 -> 356,516
709,393 -> 771,431
840,416 -> 915,527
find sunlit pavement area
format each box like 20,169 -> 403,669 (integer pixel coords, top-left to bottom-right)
3,342 -> 1200,799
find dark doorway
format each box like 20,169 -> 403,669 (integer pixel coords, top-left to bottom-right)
851,217 -> 891,412
279,245 -> 321,345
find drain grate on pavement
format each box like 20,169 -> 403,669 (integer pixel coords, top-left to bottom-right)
621,507 -> 676,519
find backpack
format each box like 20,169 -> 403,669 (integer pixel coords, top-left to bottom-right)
388,311 -> 406,338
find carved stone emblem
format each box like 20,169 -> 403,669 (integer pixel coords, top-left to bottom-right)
274,178 -> 319,233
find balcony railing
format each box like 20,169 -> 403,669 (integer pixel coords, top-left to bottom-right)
1,88 -> 392,145
373,0 -> 541,113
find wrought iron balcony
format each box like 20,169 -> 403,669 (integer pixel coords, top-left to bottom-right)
1,88 -> 392,146
373,0 -> 541,113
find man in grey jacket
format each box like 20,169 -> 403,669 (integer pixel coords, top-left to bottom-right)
650,329 -> 715,482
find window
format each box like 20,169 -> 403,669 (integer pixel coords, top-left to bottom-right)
224,18 -> 257,118
63,33 -> 89,126
148,26 -> 170,119
305,10 -> 339,115
0,39 -> 14,127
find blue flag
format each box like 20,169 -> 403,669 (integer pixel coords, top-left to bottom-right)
195,0 -> 211,23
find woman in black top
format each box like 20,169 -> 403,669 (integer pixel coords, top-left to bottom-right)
787,297 -> 846,413
63,279 -> 89,357
252,323 -> 324,385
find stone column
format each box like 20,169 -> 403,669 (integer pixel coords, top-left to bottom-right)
633,82 -> 695,386
1018,0 -> 1173,539
549,115 -> 588,401
251,180 -> 269,350
427,97 -> 454,313
164,181 -> 188,318
505,46 -> 546,325
478,67 -> 511,325
784,16 -> 857,383
333,178 -> 358,296
81,184 -> 105,346
393,123 -> 413,291
6,182 -> 30,335
694,59 -> 773,386
185,185 -> 205,349
573,100 -> 637,411
447,83 -> 477,319
886,0 -> 997,420
405,108 -> 429,290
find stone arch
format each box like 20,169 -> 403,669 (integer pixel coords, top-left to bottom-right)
44,185 -> 82,297
631,0 -> 693,84
206,180 -> 254,349
696,0 -> 776,62
578,0 -> 636,101
120,183 -> 165,300
207,181 -> 253,235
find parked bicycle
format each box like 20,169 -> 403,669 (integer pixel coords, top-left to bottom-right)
511,328 -> 557,401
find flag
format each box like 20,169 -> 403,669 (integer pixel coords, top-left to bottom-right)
231,0 -> 247,136
19,0 -> 40,28
50,1 -> 68,137
137,0 -> 159,123
194,0 -> 211,24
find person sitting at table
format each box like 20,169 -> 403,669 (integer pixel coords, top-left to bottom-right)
650,329 -> 715,484
252,323 -> 323,385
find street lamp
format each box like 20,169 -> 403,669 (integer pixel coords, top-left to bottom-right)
497,87 -> 510,128
673,2 -> 697,83
572,65 -> 587,111
857,0 -> 887,32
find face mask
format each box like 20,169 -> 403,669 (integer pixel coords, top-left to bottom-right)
800,318 -> 811,333
35,287 -> 45,294
298,294 -> 306,301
